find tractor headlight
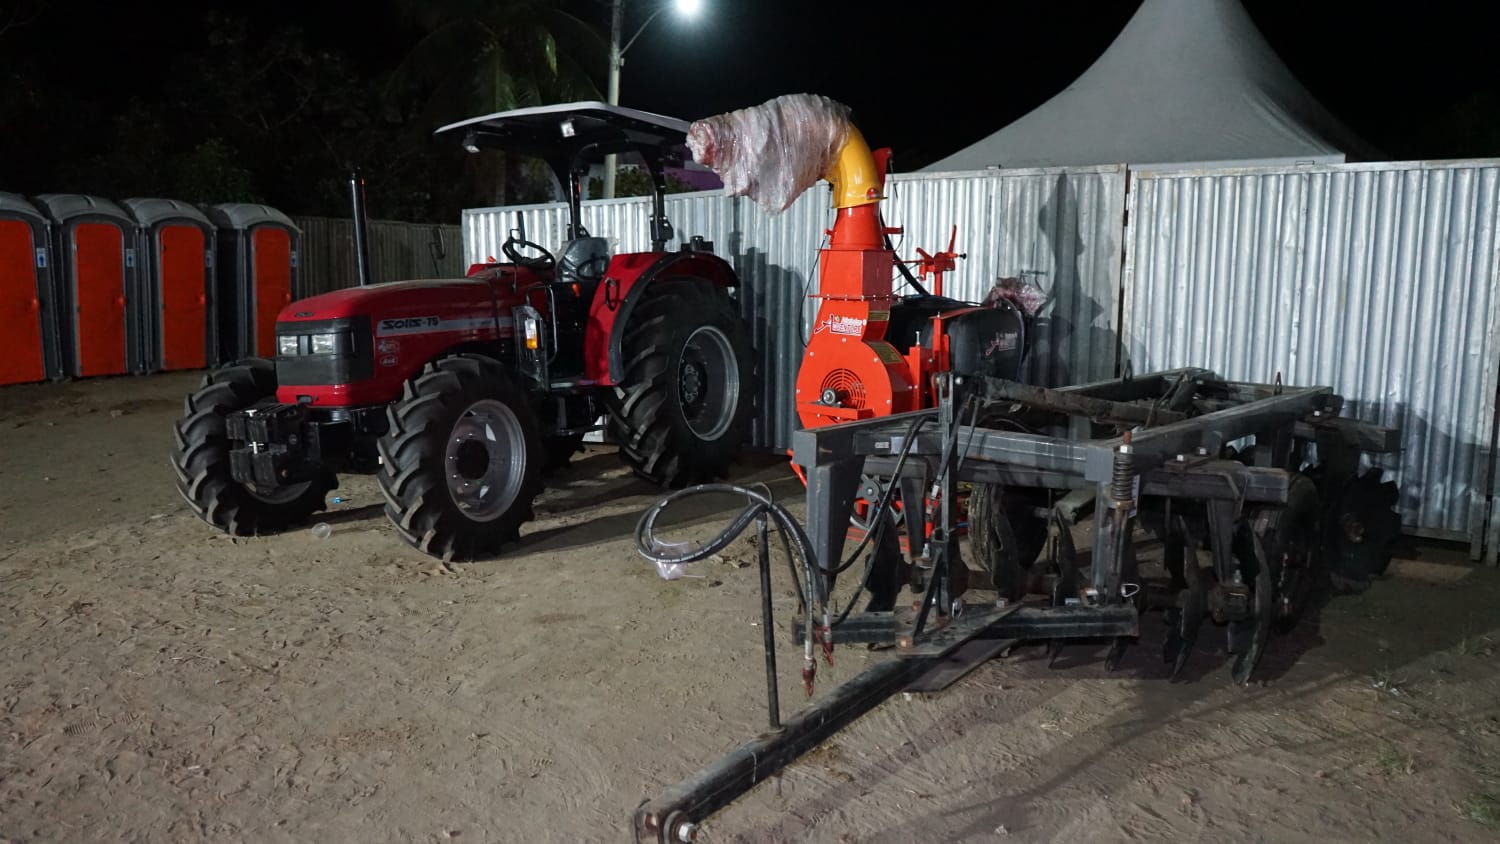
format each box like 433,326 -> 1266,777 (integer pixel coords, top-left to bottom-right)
309,333 -> 339,355
278,335 -> 300,356
523,317 -> 541,351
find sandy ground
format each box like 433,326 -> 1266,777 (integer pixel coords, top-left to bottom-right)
2,372 -> 1499,843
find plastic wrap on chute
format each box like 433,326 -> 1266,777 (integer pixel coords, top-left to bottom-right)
983,277 -> 1049,316
687,93 -> 852,214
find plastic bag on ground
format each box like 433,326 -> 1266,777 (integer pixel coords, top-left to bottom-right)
687,93 -> 852,215
654,559 -> 689,581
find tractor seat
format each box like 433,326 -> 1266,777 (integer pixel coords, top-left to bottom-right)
556,237 -> 611,286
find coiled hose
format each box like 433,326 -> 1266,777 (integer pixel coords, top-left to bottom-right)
634,411 -> 933,644
635,482 -> 821,607
635,482 -> 826,659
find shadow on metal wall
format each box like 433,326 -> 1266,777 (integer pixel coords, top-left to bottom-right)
1030,172 -> 1126,389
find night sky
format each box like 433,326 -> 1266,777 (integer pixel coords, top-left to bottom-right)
616,0 -> 1500,166
3,0 -> 1497,214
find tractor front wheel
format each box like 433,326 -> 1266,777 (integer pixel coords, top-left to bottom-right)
170,358 -> 335,535
609,279 -> 754,487
377,355 -> 544,561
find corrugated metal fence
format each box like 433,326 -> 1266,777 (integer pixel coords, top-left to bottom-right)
463,159 -> 1500,561
1123,160 -> 1500,558
294,216 -> 466,298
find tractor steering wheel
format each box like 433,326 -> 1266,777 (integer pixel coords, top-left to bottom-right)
502,237 -> 556,272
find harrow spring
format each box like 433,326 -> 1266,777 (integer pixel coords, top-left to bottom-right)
1111,446 -> 1136,503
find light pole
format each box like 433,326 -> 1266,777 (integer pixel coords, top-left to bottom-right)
603,0 -> 702,199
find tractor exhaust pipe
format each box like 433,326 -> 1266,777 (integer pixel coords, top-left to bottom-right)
348,167 -> 372,287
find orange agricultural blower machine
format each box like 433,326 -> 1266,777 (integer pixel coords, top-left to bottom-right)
689,94 -> 1036,434
689,94 -> 1044,565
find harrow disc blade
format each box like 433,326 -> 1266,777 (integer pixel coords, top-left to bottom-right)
1166,563 -> 1209,680
1162,606 -> 1183,665
1047,638 -> 1066,668
1104,636 -> 1130,671
1045,511 -> 1079,669
1327,468 -> 1402,588
1231,532 -> 1276,687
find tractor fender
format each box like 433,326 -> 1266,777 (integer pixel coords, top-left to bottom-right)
585,251 -> 739,385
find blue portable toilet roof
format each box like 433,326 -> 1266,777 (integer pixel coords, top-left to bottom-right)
32,194 -> 133,226
121,198 -> 213,230
0,192 -> 46,224
204,203 -> 299,233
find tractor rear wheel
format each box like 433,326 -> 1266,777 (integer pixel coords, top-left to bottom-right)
377,355 -> 544,561
609,279 -> 754,487
170,358 -> 335,535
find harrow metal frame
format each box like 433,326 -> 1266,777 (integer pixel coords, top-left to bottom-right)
633,368 -> 1399,842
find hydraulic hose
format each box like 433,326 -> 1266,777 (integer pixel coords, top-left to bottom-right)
635,484 -> 819,590
828,413 -> 929,578
636,396 -> 965,681
635,483 -> 823,636
881,211 -> 931,298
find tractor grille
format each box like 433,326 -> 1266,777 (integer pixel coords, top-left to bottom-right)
275,316 -> 375,385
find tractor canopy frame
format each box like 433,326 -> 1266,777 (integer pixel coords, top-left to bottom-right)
436,102 -> 687,251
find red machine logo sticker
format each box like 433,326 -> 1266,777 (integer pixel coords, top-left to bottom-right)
814,315 -> 867,336
379,316 -> 442,333
984,332 -> 1019,357
373,317 -> 510,337
377,338 -> 401,355
376,316 -> 501,336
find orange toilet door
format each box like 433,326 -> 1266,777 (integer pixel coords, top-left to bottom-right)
72,222 -> 128,377
0,220 -> 45,385
159,225 -> 207,370
250,227 -> 292,358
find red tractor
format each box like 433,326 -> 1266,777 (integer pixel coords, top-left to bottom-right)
171,103 -> 755,560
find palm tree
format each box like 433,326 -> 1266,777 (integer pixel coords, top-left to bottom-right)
389,0 -> 608,205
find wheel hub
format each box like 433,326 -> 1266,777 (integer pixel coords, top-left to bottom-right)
677,325 -> 740,440
453,439 -> 491,481
1340,513 -> 1366,543
444,399 -> 528,522
680,361 -> 704,406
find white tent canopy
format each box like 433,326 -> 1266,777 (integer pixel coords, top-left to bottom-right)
924,0 -> 1375,172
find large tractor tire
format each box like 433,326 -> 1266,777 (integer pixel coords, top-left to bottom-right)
608,278 -> 754,487
377,355 -> 544,561
171,358 -> 335,535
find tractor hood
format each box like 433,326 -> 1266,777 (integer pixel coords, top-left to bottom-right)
275,278 -> 497,325
270,277 -> 510,408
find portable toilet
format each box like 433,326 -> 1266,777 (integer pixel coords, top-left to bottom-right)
205,203 -> 300,363
0,192 -> 62,385
122,199 -> 216,373
32,194 -> 139,378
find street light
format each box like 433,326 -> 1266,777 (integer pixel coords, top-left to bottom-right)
603,0 -> 701,199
